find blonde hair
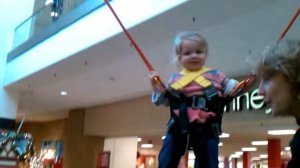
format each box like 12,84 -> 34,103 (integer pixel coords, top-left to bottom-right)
256,39 -> 300,92
173,32 -> 208,65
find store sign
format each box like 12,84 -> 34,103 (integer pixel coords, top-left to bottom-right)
224,88 -> 271,114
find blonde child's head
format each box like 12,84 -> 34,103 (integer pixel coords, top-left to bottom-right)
173,32 -> 209,70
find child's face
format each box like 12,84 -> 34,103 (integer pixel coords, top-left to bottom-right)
179,39 -> 207,71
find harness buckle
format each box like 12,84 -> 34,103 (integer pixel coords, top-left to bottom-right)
204,86 -> 218,100
192,96 -> 206,109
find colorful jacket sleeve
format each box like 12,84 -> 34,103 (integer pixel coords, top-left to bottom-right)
204,69 -> 239,97
151,74 -> 180,106
214,70 -> 239,97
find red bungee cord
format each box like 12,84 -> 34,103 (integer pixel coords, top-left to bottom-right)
104,0 -> 166,92
229,7 -> 300,97
278,7 -> 300,41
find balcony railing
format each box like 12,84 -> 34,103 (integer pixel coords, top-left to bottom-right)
8,0 -> 110,62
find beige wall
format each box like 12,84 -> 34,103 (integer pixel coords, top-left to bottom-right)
22,119 -> 66,152
22,109 -> 105,168
84,96 -> 170,137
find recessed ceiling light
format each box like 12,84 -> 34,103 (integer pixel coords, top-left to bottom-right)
218,142 -> 223,147
267,130 -> 296,135
137,138 -> 142,142
161,136 -> 166,140
241,147 -> 257,151
251,157 -> 260,161
259,154 -> 268,159
285,147 -> 291,151
230,154 -> 240,158
141,143 -> 153,148
251,141 -> 268,146
141,140 -> 153,148
219,133 -> 230,138
60,91 -> 68,96
235,151 -> 243,156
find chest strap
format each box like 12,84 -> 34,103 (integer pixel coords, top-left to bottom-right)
170,66 -> 212,90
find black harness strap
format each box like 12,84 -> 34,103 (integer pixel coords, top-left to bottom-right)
164,89 -> 231,136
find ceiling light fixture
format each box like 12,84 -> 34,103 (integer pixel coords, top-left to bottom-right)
230,154 -> 240,159
141,144 -> 153,148
251,157 -> 260,161
241,147 -> 257,152
141,141 -> 153,149
137,138 -> 142,142
267,130 -> 296,135
219,133 -> 230,138
60,91 -> 68,96
259,154 -> 268,159
235,151 -> 243,156
251,141 -> 268,146
218,142 -> 223,147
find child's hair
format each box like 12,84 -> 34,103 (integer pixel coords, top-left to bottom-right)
173,32 -> 208,64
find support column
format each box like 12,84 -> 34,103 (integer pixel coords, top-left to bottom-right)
232,158 -> 238,168
223,157 -> 229,168
63,109 -> 104,168
282,158 -> 289,168
242,152 -> 251,168
104,136 -> 138,168
185,153 -> 188,167
0,90 -> 19,129
268,138 -> 281,168
178,153 -> 188,168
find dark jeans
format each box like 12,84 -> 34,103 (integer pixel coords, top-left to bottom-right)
158,132 -> 219,168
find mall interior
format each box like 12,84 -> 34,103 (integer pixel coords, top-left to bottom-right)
0,0 -> 300,168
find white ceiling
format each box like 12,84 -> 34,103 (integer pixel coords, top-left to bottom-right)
6,0 -> 300,160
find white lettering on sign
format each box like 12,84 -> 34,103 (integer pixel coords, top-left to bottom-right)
224,88 -> 271,114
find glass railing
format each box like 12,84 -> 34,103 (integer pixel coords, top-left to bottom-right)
10,0 -> 109,59
12,4 -> 53,49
